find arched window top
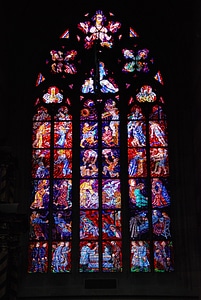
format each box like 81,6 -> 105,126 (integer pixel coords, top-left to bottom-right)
29,8 -> 174,276
35,10 -> 164,92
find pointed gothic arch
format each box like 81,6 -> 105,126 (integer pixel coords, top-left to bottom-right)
28,9 -> 174,275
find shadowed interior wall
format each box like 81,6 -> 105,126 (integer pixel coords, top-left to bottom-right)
0,1 -> 200,299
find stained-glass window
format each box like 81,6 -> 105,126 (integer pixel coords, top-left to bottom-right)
28,9 -> 174,274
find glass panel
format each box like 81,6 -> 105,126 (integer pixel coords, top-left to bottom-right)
102,121 -> 120,147
53,149 -> 72,178
80,99 -> 98,120
102,241 -> 122,272
52,210 -> 72,240
102,179 -> 121,209
32,149 -> 50,178
130,241 -> 151,272
127,105 -> 145,120
122,48 -> 150,73
32,122 -> 51,148
80,210 -> 99,240
28,242 -> 48,273
153,241 -> 174,272
127,121 -> 146,147
152,209 -> 171,239
79,241 -> 99,272
81,63 -> 119,94
102,210 -> 121,240
150,147 -> 169,177
130,210 -> 149,239
53,179 -> 72,209
80,121 -> 98,148
43,86 -> 63,103
49,50 -> 77,75
30,179 -> 50,210
51,241 -> 71,273
54,121 -> 72,148
151,178 -> 170,208
29,210 -> 49,241
128,178 -> 148,209
80,149 -> 98,178
136,85 -> 157,103
102,149 -> 120,178
128,148 -> 147,177
80,179 -> 99,209
149,121 -> 168,147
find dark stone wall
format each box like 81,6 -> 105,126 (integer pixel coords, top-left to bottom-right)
0,1 -> 200,299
